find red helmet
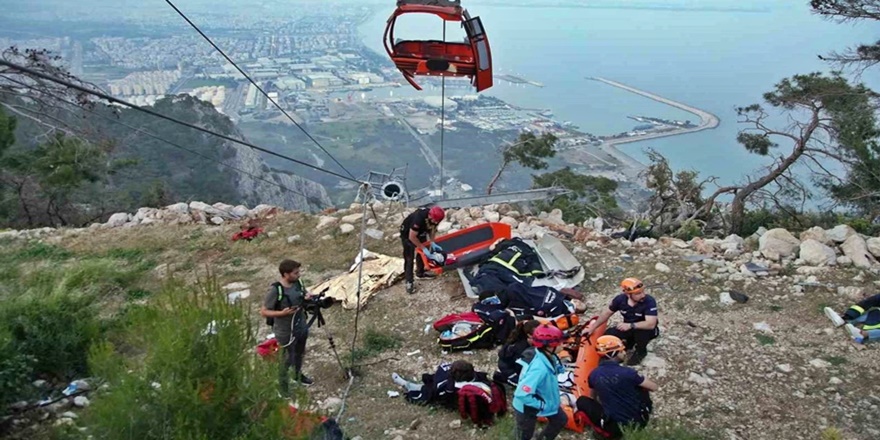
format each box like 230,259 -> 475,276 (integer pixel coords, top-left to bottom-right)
531,324 -> 564,349
428,206 -> 445,223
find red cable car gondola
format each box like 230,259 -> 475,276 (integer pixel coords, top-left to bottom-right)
383,0 -> 493,92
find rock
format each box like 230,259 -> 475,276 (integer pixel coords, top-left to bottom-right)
827,225 -> 857,243
106,212 -> 130,227
365,228 -> 384,240
60,411 -> 79,419
641,354 -> 667,369
867,237 -> 880,258
799,226 -> 830,245
189,201 -> 220,215
340,224 -> 355,234
251,204 -> 278,217
266,231 -> 277,238
320,397 -> 343,412
837,286 -> 864,301
799,239 -> 837,266
341,213 -> 363,224
728,290 -> 749,303
543,209 -> 565,226
655,262 -> 671,273
829,377 -> 843,385
316,216 -> 338,230
72,379 -> 91,391
758,228 -> 800,261
837,256 -> 853,266
287,235 -> 301,243
634,237 -> 657,247
720,292 -> 736,305
320,235 -> 332,241
448,419 -> 461,428
484,211 -> 501,223
691,238 -> 716,254
809,359 -> 832,369
468,207 -> 482,218
506,210 -> 521,218
753,322 -> 773,333
688,372 -> 713,386
841,235 -> 877,269
210,216 -> 224,225
409,419 -> 422,430
73,396 -> 90,407
776,364 -> 793,373
437,220 -> 453,233
165,202 -> 189,214
500,216 -> 519,228
231,205 -> 250,218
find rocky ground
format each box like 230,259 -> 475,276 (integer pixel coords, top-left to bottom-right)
3,201 -> 879,440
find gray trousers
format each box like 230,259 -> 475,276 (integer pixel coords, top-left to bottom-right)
513,406 -> 568,440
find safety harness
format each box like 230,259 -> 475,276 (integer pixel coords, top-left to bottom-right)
487,243 -> 544,277
847,305 -> 880,331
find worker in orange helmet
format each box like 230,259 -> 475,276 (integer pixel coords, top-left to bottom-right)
575,335 -> 658,439
399,205 -> 446,294
582,278 -> 659,366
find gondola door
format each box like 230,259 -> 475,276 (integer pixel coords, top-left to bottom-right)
464,16 -> 492,92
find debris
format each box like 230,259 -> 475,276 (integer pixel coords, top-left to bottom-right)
387,391 -> 400,398
407,350 -> 421,356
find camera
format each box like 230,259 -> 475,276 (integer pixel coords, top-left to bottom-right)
303,287 -> 334,328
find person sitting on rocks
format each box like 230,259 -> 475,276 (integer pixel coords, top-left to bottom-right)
582,278 -> 659,366
391,360 -> 506,427
575,335 -> 658,439
824,293 -> 880,344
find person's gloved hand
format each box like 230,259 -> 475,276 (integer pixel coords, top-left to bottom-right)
430,242 -> 443,252
424,249 -> 437,261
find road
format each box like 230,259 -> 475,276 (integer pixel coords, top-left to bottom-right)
394,111 -> 442,173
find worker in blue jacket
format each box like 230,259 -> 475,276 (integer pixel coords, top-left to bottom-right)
512,324 -> 568,440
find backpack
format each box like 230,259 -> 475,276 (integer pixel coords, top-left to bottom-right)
266,282 -> 284,327
434,312 -> 496,352
457,381 -> 508,427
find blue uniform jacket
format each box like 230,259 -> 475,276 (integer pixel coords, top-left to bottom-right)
512,350 -> 564,417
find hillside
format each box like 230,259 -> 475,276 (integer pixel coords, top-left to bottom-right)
1,201 -> 879,440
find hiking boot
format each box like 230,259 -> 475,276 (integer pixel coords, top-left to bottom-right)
626,351 -> 647,366
297,374 -> 314,386
824,307 -> 845,327
406,282 -> 414,294
416,271 -> 436,279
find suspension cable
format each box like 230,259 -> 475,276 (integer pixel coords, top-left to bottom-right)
2,90 -> 333,211
0,59 -> 361,184
439,21 -> 447,199
164,0 -> 357,181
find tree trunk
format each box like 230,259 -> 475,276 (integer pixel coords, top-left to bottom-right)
729,191 -> 747,235
486,160 -> 508,195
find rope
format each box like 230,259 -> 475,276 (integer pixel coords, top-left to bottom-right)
0,88 -> 332,210
0,59 -> 361,184
164,0 -> 357,181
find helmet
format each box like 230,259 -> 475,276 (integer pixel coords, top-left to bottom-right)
596,335 -> 626,356
620,277 -> 644,295
531,324 -> 564,349
428,206 -> 445,223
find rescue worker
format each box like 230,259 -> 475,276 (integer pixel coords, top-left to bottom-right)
513,324 -> 568,440
470,237 -> 547,295
824,293 -> 880,343
260,259 -> 314,396
494,319 -> 540,386
575,335 -> 658,439
399,205 -> 445,294
582,278 -> 659,366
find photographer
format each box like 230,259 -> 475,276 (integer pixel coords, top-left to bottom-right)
261,259 -> 314,395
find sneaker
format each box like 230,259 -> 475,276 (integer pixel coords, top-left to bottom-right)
297,374 -> 314,386
405,282 -> 414,294
416,271 -> 436,279
844,324 -> 863,341
824,307 -> 845,328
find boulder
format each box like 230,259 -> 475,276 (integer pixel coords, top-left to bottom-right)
542,209 -> 565,226
798,239 -> 837,266
827,224 -> 857,243
484,211 -> 501,223
340,224 -> 355,234
758,228 -> 800,261
316,216 -> 338,230
189,201 -> 221,215
165,202 -> 189,215
437,220 -> 453,233
341,213 -> 364,224
365,228 -> 384,240
231,205 -> 250,218
210,216 -> 224,225
867,237 -> 880,259
841,235 -> 877,269
799,226 -> 830,245
500,216 -> 518,228
106,212 -> 130,227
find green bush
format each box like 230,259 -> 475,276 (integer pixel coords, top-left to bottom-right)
1,293 -> 100,382
83,277 -> 302,440
0,326 -> 36,412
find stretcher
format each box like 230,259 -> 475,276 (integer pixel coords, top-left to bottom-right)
416,222 -> 512,275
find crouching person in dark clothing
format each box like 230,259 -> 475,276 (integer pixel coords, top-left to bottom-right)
261,259 -> 314,397
583,277 -> 659,366
494,319 -> 540,386
576,335 -> 658,439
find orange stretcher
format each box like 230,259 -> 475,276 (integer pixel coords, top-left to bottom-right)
416,222 -> 512,275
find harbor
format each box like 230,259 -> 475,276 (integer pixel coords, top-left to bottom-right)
496,73 -> 545,88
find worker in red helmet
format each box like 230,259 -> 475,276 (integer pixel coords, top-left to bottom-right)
512,324 -> 568,440
582,278 -> 659,366
399,205 -> 445,294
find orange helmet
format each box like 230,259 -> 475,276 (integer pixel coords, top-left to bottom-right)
596,335 -> 626,356
620,278 -> 644,295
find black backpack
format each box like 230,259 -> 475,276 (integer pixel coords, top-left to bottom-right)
265,280 -> 304,327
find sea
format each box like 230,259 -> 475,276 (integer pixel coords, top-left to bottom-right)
355,0 -> 879,190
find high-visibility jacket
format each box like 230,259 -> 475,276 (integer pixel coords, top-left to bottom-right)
845,293 -> 880,330
484,238 -> 544,278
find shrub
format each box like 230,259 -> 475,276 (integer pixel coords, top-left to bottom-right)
0,327 -> 36,412
83,275 -> 301,440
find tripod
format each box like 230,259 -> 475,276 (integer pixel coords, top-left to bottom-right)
305,306 -> 348,377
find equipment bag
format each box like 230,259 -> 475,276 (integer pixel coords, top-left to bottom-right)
434,312 -> 496,352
